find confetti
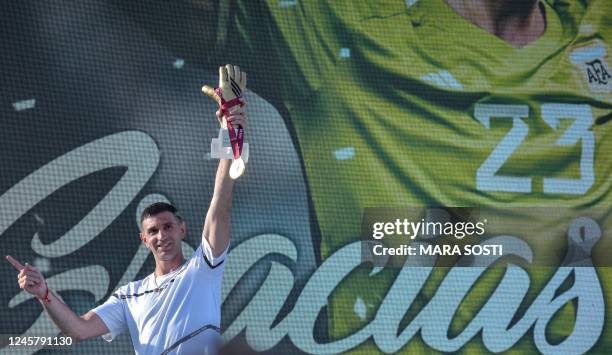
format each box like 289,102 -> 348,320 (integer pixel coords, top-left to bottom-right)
13,99 -> 36,111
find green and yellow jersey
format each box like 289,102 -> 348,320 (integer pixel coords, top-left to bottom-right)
215,0 -> 611,352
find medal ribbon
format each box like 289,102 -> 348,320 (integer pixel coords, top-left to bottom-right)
215,88 -> 243,159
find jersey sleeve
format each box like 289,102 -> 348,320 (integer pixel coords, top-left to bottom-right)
198,230 -> 229,272
91,290 -> 128,342
197,227 -> 229,281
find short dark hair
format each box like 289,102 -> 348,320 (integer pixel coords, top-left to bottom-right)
140,202 -> 182,225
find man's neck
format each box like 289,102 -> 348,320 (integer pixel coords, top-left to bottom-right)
445,0 -> 546,48
154,255 -> 186,277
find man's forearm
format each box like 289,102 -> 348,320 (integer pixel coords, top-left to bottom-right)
203,158 -> 236,255
210,158 -> 235,214
39,291 -> 87,340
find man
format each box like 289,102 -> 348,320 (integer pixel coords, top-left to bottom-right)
6,64 -> 248,354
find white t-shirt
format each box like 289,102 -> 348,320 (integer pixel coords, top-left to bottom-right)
92,235 -> 227,355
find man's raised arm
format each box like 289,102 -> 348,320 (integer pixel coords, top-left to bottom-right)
202,100 -> 247,257
202,64 -> 247,258
203,159 -> 236,258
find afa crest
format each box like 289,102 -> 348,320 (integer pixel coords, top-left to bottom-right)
570,42 -> 612,94
585,59 -> 611,86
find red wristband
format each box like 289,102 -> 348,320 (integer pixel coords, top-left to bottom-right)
38,282 -> 51,304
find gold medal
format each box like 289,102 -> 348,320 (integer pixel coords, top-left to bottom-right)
229,157 -> 245,179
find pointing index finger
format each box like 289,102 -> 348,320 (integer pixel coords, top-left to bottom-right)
5,255 -> 24,271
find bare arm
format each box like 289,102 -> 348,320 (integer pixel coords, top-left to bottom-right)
203,158 -> 235,258
41,292 -> 110,341
6,256 -> 109,341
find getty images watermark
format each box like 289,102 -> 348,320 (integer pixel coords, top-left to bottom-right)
361,207 -> 610,268
370,217 -> 500,258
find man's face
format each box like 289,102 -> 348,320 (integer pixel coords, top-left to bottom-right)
140,211 -> 186,261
